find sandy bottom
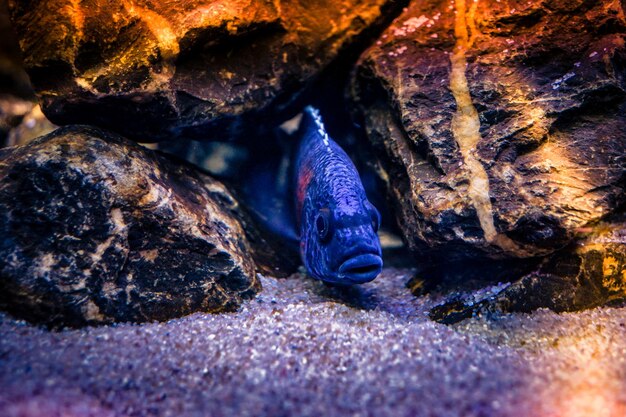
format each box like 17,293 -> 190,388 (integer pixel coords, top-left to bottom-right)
1,268 -> 625,417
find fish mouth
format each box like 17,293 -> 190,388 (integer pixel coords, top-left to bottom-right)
337,253 -> 383,284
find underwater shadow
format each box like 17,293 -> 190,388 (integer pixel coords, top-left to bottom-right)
315,282 -> 380,311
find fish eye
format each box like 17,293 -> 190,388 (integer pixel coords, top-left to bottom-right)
367,202 -> 381,232
315,208 -> 333,242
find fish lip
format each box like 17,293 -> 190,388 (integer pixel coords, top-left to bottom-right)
336,244 -> 381,268
337,253 -> 383,284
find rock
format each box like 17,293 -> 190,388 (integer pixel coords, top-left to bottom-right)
428,212 -> 626,324
8,0 -> 398,142
0,125 -> 262,327
352,0 -> 626,260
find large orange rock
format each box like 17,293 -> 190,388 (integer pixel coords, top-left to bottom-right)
352,0 -> 626,260
8,0 -> 394,141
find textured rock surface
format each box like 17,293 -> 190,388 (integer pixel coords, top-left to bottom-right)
0,125 -> 261,327
429,212 -> 626,324
1,270 -> 626,417
8,0 -> 397,141
353,0 -> 626,260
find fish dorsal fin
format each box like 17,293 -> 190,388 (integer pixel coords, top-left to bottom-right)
300,106 -> 332,149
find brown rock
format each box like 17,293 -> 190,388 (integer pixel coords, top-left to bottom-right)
8,0 -> 395,141
352,0 -> 626,260
0,125 -> 262,327
428,212 -> 626,324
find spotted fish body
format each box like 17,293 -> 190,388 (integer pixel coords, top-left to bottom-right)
294,107 -> 383,284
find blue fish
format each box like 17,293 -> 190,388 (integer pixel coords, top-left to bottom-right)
294,107 -> 383,284
244,106 -> 383,284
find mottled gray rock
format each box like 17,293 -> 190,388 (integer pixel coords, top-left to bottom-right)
352,0 -> 626,260
0,125 -> 262,327
8,0 -> 399,142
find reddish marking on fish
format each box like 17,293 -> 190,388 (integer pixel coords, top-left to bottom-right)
296,162 -> 313,225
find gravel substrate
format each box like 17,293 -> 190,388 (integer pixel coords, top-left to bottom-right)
1,268 -> 625,417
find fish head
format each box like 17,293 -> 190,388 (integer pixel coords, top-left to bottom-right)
300,193 -> 383,285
